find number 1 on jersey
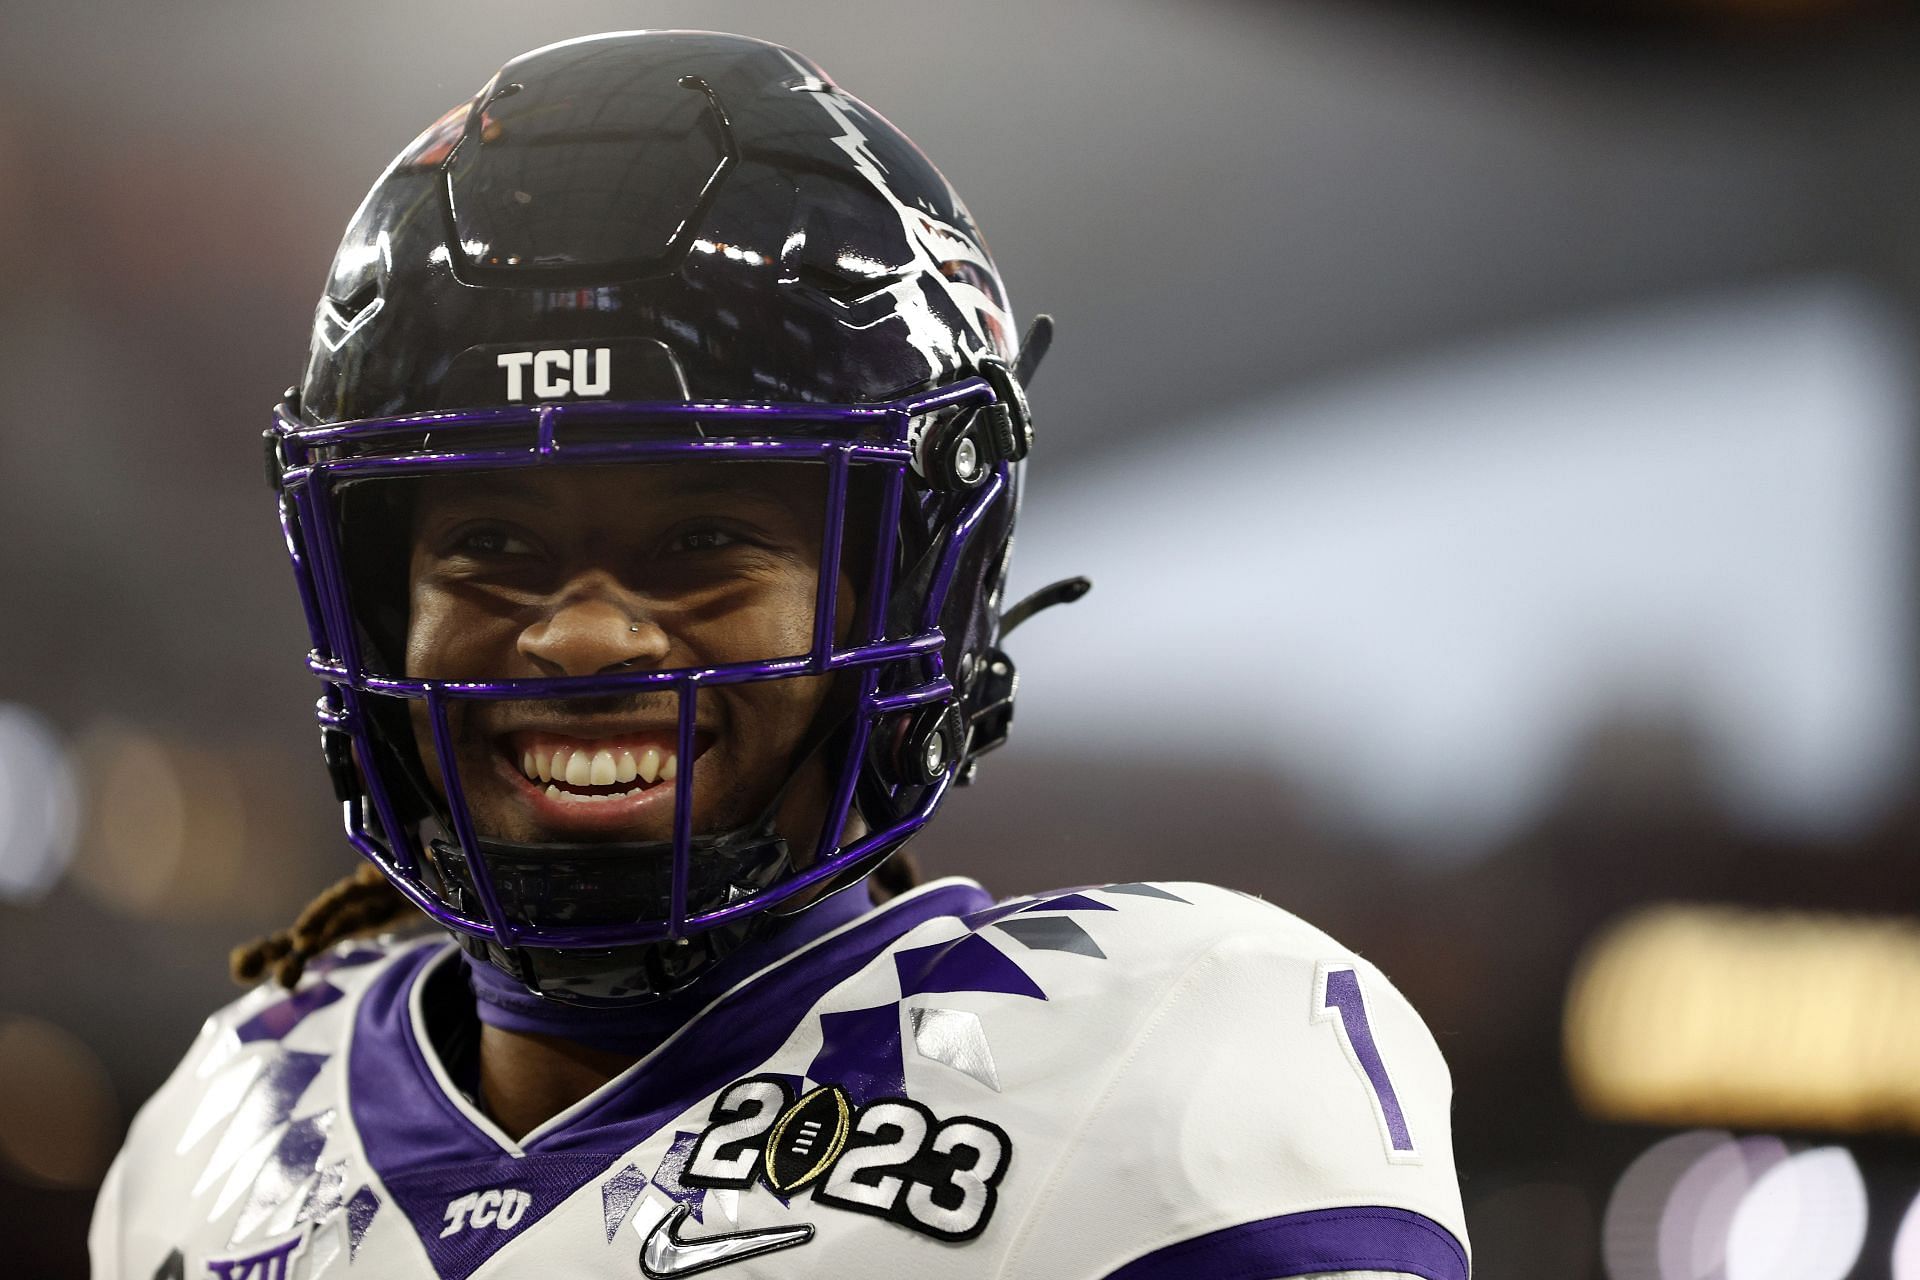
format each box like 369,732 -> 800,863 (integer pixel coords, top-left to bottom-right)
1313,962 -> 1419,1163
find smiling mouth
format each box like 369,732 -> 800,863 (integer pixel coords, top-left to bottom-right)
501,730 -> 715,804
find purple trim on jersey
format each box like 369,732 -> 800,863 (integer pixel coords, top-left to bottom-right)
1100,1206 -> 1468,1280
349,882 -> 991,1278
809,1003 -> 906,1104
894,932 -> 1047,1001
236,982 -> 344,1044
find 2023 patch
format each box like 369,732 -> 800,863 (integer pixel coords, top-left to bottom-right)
683,1076 -> 1012,1242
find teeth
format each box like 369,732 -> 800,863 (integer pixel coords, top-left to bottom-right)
522,740 -> 687,796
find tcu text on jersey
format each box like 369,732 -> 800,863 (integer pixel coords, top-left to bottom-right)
441,1189 -> 532,1238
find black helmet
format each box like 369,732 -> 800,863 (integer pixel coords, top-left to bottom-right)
267,31 -> 1074,1004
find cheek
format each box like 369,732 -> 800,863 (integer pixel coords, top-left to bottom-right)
404,590 -> 445,677
688,575 -> 827,660
405,587 -> 496,678
699,580 -> 844,756
737,674 -> 836,761
835,567 -> 858,642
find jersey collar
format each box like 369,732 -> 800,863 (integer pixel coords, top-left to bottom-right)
349,877 -> 994,1166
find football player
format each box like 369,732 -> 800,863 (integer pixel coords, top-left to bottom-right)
90,31 -> 1469,1280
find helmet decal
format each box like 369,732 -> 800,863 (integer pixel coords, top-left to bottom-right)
784,61 -> 1014,380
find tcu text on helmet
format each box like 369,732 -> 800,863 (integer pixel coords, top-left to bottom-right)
495,348 -> 612,401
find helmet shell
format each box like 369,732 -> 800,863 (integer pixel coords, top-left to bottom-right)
300,31 -> 1015,423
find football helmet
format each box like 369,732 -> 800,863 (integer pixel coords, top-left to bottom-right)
265,31 -> 1080,1004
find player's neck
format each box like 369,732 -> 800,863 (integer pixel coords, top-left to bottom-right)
476,1024 -> 637,1141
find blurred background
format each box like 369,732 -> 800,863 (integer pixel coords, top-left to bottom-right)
2,0 -> 1917,1276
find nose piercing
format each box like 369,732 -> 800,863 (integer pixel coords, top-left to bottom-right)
629,624 -> 641,633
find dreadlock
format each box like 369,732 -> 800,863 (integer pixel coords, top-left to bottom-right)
233,847 -> 927,990
230,862 -> 418,989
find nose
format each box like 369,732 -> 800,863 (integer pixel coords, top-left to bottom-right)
518,590 -> 671,677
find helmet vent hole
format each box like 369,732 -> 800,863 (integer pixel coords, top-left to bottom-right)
791,261 -> 903,305
328,279 -> 381,322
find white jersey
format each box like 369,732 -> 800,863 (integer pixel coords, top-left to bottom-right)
91,879 -> 1469,1280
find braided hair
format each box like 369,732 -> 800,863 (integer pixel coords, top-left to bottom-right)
231,850 -> 926,990
229,861 -> 418,989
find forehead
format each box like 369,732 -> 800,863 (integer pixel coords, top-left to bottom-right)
410,460 -> 823,514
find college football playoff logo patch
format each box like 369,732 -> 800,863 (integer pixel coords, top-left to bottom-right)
762,1085 -> 853,1193
682,1076 -> 1012,1242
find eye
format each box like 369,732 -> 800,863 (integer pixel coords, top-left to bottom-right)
446,524 -> 538,558
667,526 -> 741,553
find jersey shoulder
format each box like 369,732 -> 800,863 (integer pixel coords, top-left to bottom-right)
936,882 -> 1468,1280
90,934 -> 434,1280
921,878 -> 1434,1051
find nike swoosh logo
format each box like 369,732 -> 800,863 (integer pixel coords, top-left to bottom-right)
640,1204 -> 815,1277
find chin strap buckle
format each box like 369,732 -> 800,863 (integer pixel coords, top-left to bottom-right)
956,648 -> 1018,785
